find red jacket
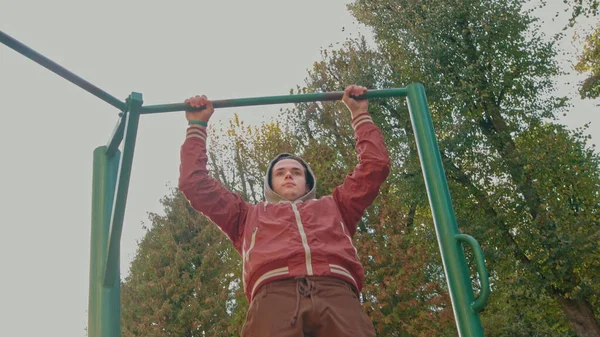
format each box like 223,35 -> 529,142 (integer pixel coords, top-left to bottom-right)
179,115 -> 390,302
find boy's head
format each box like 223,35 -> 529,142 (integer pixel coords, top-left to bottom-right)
266,154 -> 315,202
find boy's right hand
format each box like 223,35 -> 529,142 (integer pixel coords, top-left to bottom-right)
342,85 -> 369,120
185,95 -> 214,123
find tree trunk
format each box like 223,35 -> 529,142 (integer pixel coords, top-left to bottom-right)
558,296 -> 600,337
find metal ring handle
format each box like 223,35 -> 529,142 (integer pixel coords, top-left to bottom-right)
455,234 -> 491,312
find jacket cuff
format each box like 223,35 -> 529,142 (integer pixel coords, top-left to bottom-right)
186,125 -> 207,142
351,112 -> 373,130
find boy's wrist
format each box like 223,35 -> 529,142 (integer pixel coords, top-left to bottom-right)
188,120 -> 208,127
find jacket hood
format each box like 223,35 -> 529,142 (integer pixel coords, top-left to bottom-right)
264,153 -> 317,203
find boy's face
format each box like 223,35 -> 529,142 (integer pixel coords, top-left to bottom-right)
271,159 -> 310,201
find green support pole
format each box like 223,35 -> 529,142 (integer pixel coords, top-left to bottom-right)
406,83 -> 490,337
104,92 -> 143,287
89,146 -> 121,337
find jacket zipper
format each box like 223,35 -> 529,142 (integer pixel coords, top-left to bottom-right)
245,227 -> 258,263
292,203 -> 313,275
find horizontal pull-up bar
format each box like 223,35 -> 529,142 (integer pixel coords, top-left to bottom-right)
105,88 -> 407,156
0,30 -> 126,112
141,88 -> 408,114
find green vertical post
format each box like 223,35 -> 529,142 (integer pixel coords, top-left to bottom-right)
89,92 -> 142,337
406,83 -> 489,336
104,92 -> 143,287
89,146 -> 121,337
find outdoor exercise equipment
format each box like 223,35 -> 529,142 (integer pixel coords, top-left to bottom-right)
1,29 -> 491,337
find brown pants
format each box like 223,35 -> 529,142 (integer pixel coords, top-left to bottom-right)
241,276 -> 376,337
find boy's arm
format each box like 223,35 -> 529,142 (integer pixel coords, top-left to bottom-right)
179,96 -> 247,247
332,85 -> 391,236
333,116 -> 390,236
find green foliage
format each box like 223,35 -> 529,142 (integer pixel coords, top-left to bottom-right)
575,25 -> 600,100
515,123 -> 600,297
562,0 -> 600,26
482,287 -> 576,337
346,0 -> 600,335
121,189 -> 246,337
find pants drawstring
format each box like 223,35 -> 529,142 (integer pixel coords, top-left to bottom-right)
290,277 -> 315,326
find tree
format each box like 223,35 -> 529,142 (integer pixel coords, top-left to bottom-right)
562,0 -> 599,27
346,0 -> 600,335
575,25 -> 600,100
121,189 -> 244,337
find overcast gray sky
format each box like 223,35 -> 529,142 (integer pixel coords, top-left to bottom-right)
0,1 -> 597,336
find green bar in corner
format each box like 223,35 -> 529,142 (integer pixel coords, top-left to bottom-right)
89,146 -> 121,337
406,83 -> 488,337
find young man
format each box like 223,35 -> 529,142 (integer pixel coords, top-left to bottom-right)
179,85 -> 390,336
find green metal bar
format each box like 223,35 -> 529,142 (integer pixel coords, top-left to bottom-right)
103,92 -> 143,287
106,118 -> 125,158
0,30 -> 126,112
455,234 -> 491,312
406,83 -> 487,337
89,146 -> 121,337
141,88 -> 408,114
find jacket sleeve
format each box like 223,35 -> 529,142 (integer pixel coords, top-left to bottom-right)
333,114 -> 391,236
178,125 -> 247,248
